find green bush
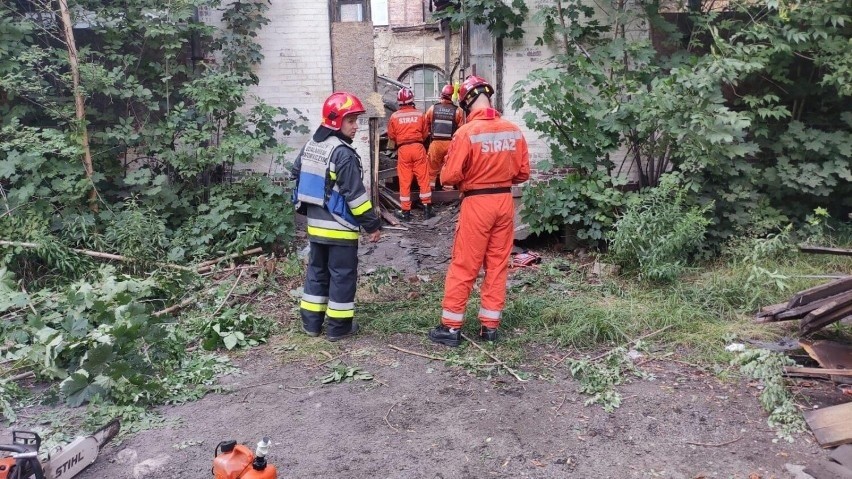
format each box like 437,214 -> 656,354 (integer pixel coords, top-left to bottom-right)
608,178 -> 712,281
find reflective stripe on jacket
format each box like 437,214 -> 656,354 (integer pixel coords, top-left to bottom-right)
425,101 -> 463,140
294,137 -> 342,207
292,133 -> 381,245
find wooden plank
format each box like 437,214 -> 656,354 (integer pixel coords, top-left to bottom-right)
801,340 -> 852,370
753,314 -> 778,324
801,304 -> 852,336
380,208 -> 402,227
800,245 -> 852,256
755,302 -> 788,321
761,302 -> 790,315
784,367 -> 852,377
803,402 -> 852,447
777,292 -> 852,320
378,167 -> 398,180
804,460 -> 852,479
379,186 -> 402,210
808,292 -> 852,318
789,277 -> 852,308
830,444 -> 852,469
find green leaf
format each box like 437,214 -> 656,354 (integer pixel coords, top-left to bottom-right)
61,371 -> 107,407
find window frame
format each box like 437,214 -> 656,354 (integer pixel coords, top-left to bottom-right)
398,64 -> 446,113
331,0 -> 372,23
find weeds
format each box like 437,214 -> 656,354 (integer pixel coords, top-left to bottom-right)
566,348 -> 650,413
608,179 -> 712,282
733,349 -> 806,442
320,361 -> 373,384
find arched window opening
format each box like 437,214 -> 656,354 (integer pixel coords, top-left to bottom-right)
399,65 -> 445,113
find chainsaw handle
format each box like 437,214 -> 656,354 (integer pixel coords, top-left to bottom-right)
1,451 -> 45,479
0,444 -> 30,454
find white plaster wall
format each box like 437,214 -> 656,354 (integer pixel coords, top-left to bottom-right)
201,1 -> 334,177
500,0 -> 648,182
500,1 -> 563,171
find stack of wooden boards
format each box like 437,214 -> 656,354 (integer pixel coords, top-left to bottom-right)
755,276 -> 852,336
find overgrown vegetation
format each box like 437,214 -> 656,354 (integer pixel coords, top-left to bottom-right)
512,0 -> 850,248
0,0 -> 306,432
432,0 -> 529,40
357,230 -> 850,439
734,348 -> 806,442
608,179 -> 712,281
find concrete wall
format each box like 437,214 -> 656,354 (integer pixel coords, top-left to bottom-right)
499,2 -> 563,172
498,0 -> 648,182
374,28 -> 460,81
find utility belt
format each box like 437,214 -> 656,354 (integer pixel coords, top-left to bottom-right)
463,187 -> 511,198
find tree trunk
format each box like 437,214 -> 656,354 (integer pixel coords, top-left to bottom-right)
57,0 -> 98,213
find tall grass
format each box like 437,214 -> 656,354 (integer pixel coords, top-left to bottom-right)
349,230 -> 850,365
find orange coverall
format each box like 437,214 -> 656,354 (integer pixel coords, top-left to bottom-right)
439,107 -> 530,330
388,105 -> 431,211
424,100 -> 464,188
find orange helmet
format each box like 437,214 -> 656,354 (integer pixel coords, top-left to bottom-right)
458,75 -> 494,111
397,87 -> 415,105
440,84 -> 454,100
322,92 -> 366,130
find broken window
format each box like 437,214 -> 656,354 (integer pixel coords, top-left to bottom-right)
468,21 -> 494,82
333,0 -> 371,22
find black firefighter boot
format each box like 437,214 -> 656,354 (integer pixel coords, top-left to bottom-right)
479,326 -> 499,342
423,204 -> 435,219
395,210 -> 412,222
428,324 -> 462,347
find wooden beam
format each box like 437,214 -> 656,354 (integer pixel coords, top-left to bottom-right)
799,245 -> 852,256
801,303 -> 852,336
776,291 -> 852,321
788,277 -> 852,308
378,167 -> 398,180
803,402 -> 852,447
783,367 -> 852,377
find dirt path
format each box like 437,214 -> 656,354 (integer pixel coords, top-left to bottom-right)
76,335 -> 825,479
9,207 -> 838,478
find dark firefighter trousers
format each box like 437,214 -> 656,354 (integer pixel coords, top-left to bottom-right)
300,241 -> 358,337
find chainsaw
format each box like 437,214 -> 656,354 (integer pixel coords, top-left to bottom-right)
0,419 -> 119,479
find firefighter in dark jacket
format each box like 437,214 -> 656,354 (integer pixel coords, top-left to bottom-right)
292,92 -> 382,341
424,84 -> 464,190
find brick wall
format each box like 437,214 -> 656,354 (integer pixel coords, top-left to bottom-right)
202,0 -> 334,177
387,0 -> 429,26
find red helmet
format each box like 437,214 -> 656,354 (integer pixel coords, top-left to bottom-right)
440,84 -> 454,100
322,92 -> 366,130
458,75 -> 494,111
397,87 -> 415,105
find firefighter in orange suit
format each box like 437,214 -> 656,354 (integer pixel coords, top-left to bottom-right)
388,87 -> 433,221
428,75 -> 530,347
424,84 -> 464,190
